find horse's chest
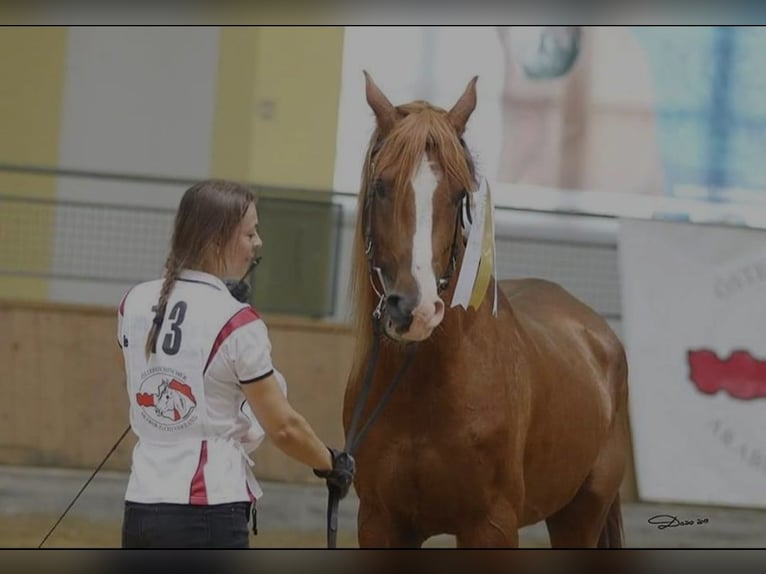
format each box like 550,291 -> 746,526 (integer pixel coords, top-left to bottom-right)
365,408 -> 508,519
353,370 -> 513,529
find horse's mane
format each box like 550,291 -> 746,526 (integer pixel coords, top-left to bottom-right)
348,101 -> 477,380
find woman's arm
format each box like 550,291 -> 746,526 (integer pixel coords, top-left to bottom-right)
242,373 -> 333,472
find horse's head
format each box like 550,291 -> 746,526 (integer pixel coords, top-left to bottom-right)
355,72 -> 478,342
154,380 -> 173,416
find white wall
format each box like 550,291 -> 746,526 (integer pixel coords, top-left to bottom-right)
50,27 -> 221,305
333,26 -> 505,194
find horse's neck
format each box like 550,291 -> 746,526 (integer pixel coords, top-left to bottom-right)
374,286 -> 502,375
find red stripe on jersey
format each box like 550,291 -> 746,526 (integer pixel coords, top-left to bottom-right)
118,286 -> 135,317
203,307 -> 260,373
189,440 -> 208,504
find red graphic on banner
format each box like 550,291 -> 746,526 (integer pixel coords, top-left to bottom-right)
687,349 -> 766,400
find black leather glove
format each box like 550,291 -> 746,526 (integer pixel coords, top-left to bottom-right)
224,279 -> 251,303
313,447 -> 356,499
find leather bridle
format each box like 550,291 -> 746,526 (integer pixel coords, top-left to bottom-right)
362,138 -> 473,321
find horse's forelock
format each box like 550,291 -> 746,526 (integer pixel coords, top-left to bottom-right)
377,107 -> 475,199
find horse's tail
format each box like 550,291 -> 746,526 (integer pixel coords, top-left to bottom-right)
597,492 -> 624,548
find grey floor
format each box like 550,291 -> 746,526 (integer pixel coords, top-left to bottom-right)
1,465 -> 764,548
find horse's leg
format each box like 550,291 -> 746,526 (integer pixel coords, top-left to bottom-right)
357,499 -> 424,548
544,482 -> 618,547
545,424 -> 627,548
455,498 -> 519,548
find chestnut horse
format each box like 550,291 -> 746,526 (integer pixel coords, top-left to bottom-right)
341,72 -> 630,548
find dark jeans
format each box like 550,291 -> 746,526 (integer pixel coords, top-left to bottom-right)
122,500 -> 252,549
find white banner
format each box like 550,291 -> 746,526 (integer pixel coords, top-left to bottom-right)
619,218 -> 766,508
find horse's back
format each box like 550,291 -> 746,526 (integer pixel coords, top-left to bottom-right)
501,277 -> 603,322
500,277 -> 624,362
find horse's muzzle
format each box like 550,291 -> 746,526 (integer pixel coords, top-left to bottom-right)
383,294 -> 445,342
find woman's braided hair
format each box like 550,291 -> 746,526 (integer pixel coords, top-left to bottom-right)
144,179 -> 256,359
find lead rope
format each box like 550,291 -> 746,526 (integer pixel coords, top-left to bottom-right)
324,297 -> 417,548
38,426 -> 131,548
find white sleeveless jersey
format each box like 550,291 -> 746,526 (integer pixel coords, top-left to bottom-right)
118,269 -> 285,505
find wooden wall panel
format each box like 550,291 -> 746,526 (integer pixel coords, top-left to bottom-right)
0,301 -> 355,483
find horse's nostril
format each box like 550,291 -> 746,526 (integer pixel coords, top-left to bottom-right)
386,294 -> 402,311
385,293 -> 414,329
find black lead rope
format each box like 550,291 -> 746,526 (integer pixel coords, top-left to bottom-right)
324,310 -> 417,548
38,426 -> 131,548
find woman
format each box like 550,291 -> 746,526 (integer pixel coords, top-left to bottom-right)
117,179 -> 354,548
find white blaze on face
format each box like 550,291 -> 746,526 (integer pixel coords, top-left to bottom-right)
407,155 -> 446,336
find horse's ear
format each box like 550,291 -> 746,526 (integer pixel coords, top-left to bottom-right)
448,76 -> 478,136
364,70 -> 399,134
